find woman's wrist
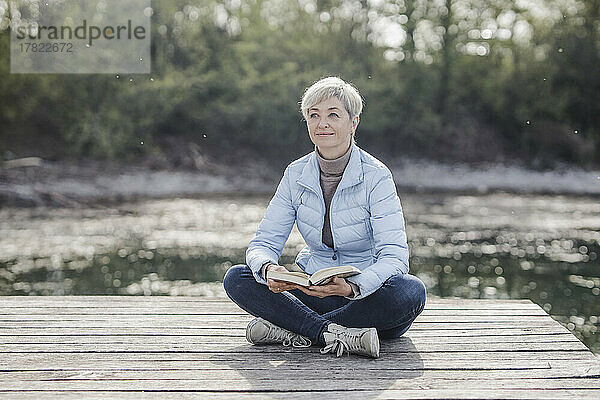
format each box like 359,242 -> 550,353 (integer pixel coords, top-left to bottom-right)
344,280 -> 354,297
261,262 -> 274,279
346,281 -> 360,298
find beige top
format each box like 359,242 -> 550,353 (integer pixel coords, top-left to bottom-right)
315,143 -> 352,249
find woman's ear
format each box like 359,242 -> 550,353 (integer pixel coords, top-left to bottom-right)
352,115 -> 360,132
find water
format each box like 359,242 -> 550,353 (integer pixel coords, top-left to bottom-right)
0,193 -> 598,354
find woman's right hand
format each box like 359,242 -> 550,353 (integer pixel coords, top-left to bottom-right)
266,264 -> 299,294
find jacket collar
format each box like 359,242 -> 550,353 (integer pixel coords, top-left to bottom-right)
297,143 -> 363,192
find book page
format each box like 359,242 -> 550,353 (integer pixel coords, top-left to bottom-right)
266,270 -> 310,286
309,266 -> 361,285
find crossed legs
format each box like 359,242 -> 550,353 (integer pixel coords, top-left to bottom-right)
223,264 -> 426,345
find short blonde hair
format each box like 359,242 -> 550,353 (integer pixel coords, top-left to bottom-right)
300,76 -> 363,120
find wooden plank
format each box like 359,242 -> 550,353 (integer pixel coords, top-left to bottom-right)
0,323 -> 576,340
0,298 -> 544,311
0,296 -> 535,303
0,307 -> 549,316
0,333 -> 583,345
0,378 -> 599,391
0,341 -> 589,352
0,321 -> 569,330
0,326 -> 572,336
0,314 -> 558,322
0,297 -> 540,309
0,390 -> 599,400
0,359 -> 591,371
1,306 -> 544,312
1,366 -> 599,382
1,351 -> 597,365
2,390 -> 600,400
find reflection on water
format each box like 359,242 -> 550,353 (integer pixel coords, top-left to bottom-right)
0,193 -> 598,354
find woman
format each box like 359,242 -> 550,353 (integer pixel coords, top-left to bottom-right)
224,77 -> 426,358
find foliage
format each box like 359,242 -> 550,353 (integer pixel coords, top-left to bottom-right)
0,0 -> 598,167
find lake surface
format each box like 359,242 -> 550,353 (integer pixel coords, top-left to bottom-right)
1,192 -> 599,355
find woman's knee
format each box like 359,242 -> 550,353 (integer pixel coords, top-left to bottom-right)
408,275 -> 427,310
387,273 -> 427,315
223,264 -> 250,297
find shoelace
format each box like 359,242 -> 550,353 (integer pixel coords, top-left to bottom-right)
265,325 -> 312,348
320,338 -> 350,357
320,329 -> 366,357
283,335 -> 312,348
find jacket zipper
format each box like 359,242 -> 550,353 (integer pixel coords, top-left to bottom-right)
330,188 -> 340,265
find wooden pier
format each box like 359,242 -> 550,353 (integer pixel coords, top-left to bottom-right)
0,296 -> 598,399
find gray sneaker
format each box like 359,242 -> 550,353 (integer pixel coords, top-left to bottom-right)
320,323 -> 380,358
246,317 -> 312,348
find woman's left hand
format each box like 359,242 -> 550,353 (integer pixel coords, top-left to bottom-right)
293,276 -> 353,298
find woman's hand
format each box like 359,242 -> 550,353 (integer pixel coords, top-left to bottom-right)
266,265 -> 299,294
294,276 -> 353,298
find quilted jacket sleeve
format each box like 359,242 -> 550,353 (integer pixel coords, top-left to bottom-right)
245,166 -> 296,284
345,168 -> 409,299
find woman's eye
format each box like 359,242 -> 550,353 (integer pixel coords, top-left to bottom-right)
309,113 -> 318,118
330,113 -> 339,118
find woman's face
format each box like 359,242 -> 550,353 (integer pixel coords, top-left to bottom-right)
306,96 -> 359,159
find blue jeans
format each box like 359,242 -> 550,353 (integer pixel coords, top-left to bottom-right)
223,264 -> 427,346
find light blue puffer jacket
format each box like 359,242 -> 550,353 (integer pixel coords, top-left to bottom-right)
245,143 -> 409,300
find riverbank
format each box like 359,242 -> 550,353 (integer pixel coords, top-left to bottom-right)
1,155 -> 600,207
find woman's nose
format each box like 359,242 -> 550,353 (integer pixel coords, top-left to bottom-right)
317,119 -> 329,128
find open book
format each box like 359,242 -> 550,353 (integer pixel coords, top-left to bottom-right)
266,265 -> 361,287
